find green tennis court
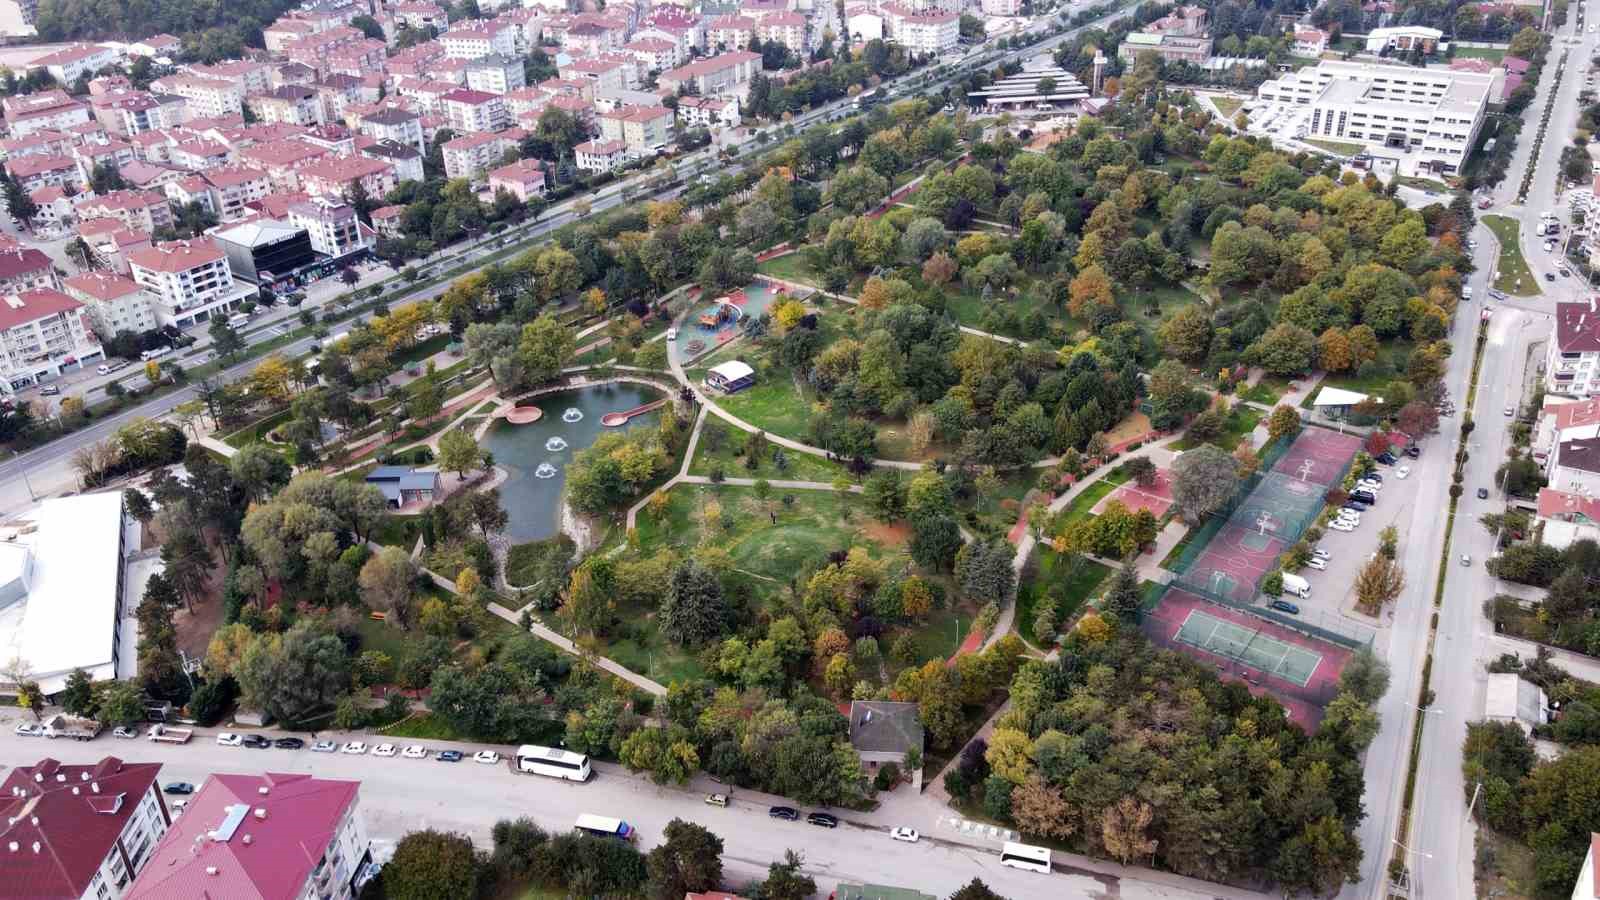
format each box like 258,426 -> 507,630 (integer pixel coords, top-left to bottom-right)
1173,609 -> 1324,686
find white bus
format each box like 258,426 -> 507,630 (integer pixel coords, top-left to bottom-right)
515,744 -> 592,781
574,814 -> 636,841
999,841 -> 1052,873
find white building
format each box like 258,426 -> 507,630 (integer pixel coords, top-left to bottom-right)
465,54 -> 526,95
358,108 -> 426,155
1547,300 -> 1600,398
440,20 -> 519,59
1256,60 -> 1496,175
31,42 -> 121,85
488,158 -> 546,202
881,4 -> 958,54
0,755 -> 170,900
127,239 -> 255,328
1574,836 -> 1600,900
442,87 -> 509,132
1364,25 -> 1443,54
287,197 -> 371,259
64,271 -> 158,338
0,492 -> 129,696
1485,673 -> 1548,735
0,288 -> 103,392
658,50 -> 763,99
574,138 -> 627,172
149,74 -> 244,118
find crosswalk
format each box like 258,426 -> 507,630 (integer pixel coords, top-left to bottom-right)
938,815 -> 1016,844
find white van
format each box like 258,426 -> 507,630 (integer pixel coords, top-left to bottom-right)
227,312 -> 250,329
139,347 -> 170,362
1280,573 -> 1312,599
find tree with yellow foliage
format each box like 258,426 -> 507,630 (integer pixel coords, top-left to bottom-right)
771,297 -> 806,333
582,286 -> 607,316
1075,610 -> 1112,643
251,354 -> 294,405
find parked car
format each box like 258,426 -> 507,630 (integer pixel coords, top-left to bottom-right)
340,741 -> 368,755
401,745 -> 429,759
1477,488 -> 1490,499
1396,466 -> 1411,480
1405,446 -> 1421,459
1351,490 -> 1377,504
705,793 -> 729,808
890,827 -> 920,843
1312,548 -> 1331,561
14,722 -> 42,737
274,737 -> 304,750
1461,554 -> 1472,566
1269,599 -> 1301,614
769,806 -> 800,821
241,735 -> 272,749
472,750 -> 500,764
38,384 -> 58,396
311,740 -> 337,753
1329,520 -> 1356,532
438,750 -> 464,762
113,726 -> 139,739
1375,453 -> 1397,465
216,733 -> 243,747
1307,558 -> 1329,571
666,328 -> 677,340
163,782 -> 194,795
373,743 -> 397,757
1505,405 -> 1515,416
807,812 -> 839,828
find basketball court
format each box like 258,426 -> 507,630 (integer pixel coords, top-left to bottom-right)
1095,469 -> 1175,519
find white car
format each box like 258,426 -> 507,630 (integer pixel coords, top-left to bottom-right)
666,327 -> 677,340
113,726 -> 139,739
1307,558 -> 1329,571
1505,406 -> 1515,416
216,732 -> 243,747
473,750 -> 501,765
1396,466 -> 1410,479
1337,513 -> 1361,526
890,827 -> 920,843
1357,480 -> 1383,492
340,741 -> 368,755
311,740 -> 337,753
372,743 -> 397,757
1329,519 -> 1357,532
1312,548 -> 1331,561
401,745 -> 429,759
14,722 -> 42,737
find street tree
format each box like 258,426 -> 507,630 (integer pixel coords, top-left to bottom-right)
383,830 -> 480,900
645,818 -> 724,900
1353,555 -> 1404,614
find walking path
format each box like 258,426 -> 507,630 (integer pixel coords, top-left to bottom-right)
484,600 -> 668,696
196,434 -> 237,458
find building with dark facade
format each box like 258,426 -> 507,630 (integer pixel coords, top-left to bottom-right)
210,219 -> 316,291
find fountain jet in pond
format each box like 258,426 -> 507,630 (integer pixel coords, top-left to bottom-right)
534,463 -> 559,479
545,437 -> 568,452
562,408 -> 584,423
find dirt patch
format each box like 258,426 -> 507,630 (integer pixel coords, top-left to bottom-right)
860,519 -> 910,548
1105,411 -> 1152,445
172,562 -> 228,660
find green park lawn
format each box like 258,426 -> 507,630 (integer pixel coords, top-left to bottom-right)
756,252 -> 823,286
1304,138 -> 1367,157
1483,214 -> 1541,297
1238,377 -> 1293,406
1211,96 -> 1243,118
1017,548 -> 1112,648
1452,45 -> 1507,62
713,369 -> 816,442
1170,403 -> 1262,452
1057,478 -> 1119,529
687,421 -> 846,482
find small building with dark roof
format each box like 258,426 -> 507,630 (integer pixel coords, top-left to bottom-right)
364,465 -> 442,508
848,700 -> 924,785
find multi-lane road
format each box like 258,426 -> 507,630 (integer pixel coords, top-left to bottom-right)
1344,8 -> 1590,897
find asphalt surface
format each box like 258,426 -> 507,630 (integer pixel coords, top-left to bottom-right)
1341,8 -> 1588,895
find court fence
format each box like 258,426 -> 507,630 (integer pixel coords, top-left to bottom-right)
1145,425 -> 1374,651
1141,598 -> 1350,710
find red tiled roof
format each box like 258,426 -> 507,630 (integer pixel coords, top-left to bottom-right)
0,247 -> 52,278
1539,487 -> 1600,523
0,287 -> 83,329
126,773 -> 359,900
442,87 -> 498,106
240,138 -> 329,167
0,757 -> 163,900
6,155 -> 75,178
1545,397 -> 1600,431
490,158 -> 545,184
127,239 -> 224,273
65,271 -> 141,300
369,204 -> 405,219
1556,301 -> 1600,353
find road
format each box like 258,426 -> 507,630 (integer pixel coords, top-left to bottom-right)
0,721 -> 1263,900
1345,7 -> 1590,896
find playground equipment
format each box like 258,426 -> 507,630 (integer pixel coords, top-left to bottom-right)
696,297 -> 745,329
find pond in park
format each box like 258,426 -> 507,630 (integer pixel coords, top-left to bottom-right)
481,382 -> 666,542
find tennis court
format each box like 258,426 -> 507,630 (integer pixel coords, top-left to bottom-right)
1173,608 -> 1324,687
1098,469 -> 1174,518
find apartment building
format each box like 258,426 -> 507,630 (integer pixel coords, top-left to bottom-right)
441,129 -> 521,180
202,166 -> 274,219
882,4 -> 959,53
126,772 -> 371,900
2,91 -> 91,139
252,85 -> 324,127
1256,60 -> 1496,176
64,270 -> 158,337
980,0 -> 1023,15
0,247 -> 58,295
675,94 -> 741,129
575,138 -> 627,172
659,51 -> 763,99
237,138 -> 331,191
0,288 -> 102,389
294,154 -> 396,200
441,20 -> 519,59
624,37 -> 681,71
598,104 -> 673,156
287,196 -> 371,258
442,88 -> 509,132
32,43 -> 121,85
1548,300 -> 1600,399
487,158 -> 546,202
88,90 -> 186,136
1116,31 -> 1213,63
358,107 -> 426,155
389,0 -> 449,31
359,139 -> 425,183
189,59 -> 274,96
707,15 -> 756,50
151,75 -> 244,118
465,54 -> 526,95
128,238 -> 256,328
6,154 -> 82,192
369,204 -> 405,238
560,56 -> 631,93
0,757 -> 170,900
76,190 -> 174,234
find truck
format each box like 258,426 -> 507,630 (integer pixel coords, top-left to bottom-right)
1280,573 -> 1312,599
41,713 -> 102,741
854,88 -> 880,110
147,724 -> 193,744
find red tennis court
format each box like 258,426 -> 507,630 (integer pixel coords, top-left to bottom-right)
1272,427 -> 1364,484
1097,469 -> 1174,518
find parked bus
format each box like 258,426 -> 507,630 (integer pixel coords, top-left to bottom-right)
515,745 -> 592,781
574,814 -> 635,841
999,841 -> 1051,873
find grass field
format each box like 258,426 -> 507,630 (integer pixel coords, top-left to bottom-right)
905,606 -> 971,664
687,420 -> 845,482
713,369 -> 816,442
1304,138 -> 1367,156
1238,378 -> 1293,406
1017,548 -> 1111,647
1452,45 -> 1507,62
1484,214 -> 1542,297
1395,175 -> 1453,193
1057,479 -> 1118,528
1211,96 -> 1243,118
1169,403 -> 1262,452
756,252 -> 823,286
370,515 -> 424,549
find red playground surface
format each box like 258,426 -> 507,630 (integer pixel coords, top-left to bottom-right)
1272,427 -> 1364,484
1098,469 -> 1174,518
1182,521 -> 1289,604
1142,588 -> 1353,730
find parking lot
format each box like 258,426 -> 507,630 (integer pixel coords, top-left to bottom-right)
1292,445 -> 1429,620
